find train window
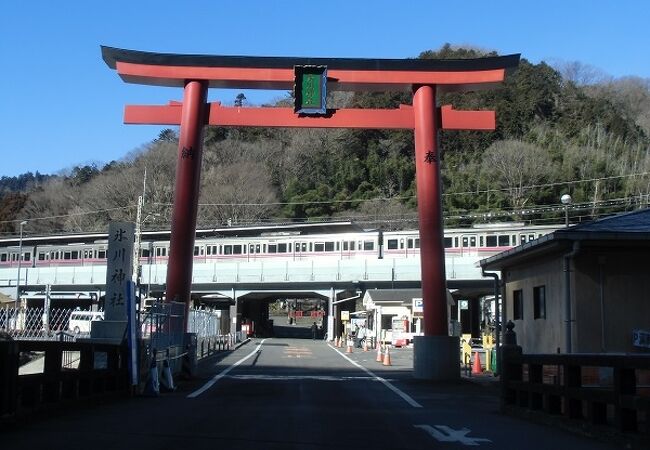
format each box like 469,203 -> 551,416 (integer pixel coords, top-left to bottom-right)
415,239 -> 420,248
363,241 -> 374,251
288,243 -> 292,252
224,245 -> 232,255
480,236 -> 484,247
325,242 -> 335,252
407,239 -> 413,249
336,242 -> 340,251
194,246 -> 200,256
470,237 -> 477,247
454,237 -> 459,247
141,249 -> 150,257
444,237 -> 452,248
262,244 -> 266,253
234,245 -> 243,255
529,234 -> 535,241
314,243 -> 324,252
218,245 -> 223,255
486,236 -> 497,247
268,244 -> 277,253
207,246 -> 212,256
255,244 -> 261,253
462,237 -> 469,247
0,253 -> 6,262
309,243 -> 313,252
38,252 -> 46,261
71,251 -> 78,260
343,241 -> 349,251
350,241 -> 356,251
387,239 -> 398,250
278,243 -> 287,253
64,251 -> 71,260
498,235 -> 509,246
519,235 -> 526,244
10,254 -> 16,261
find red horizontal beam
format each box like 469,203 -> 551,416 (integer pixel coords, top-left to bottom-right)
440,105 -> 495,130
124,103 -> 495,131
116,61 -> 506,91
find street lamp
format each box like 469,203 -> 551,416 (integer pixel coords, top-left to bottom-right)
560,194 -> 572,227
15,220 -> 27,304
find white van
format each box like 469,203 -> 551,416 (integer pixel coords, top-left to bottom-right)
68,310 -> 104,334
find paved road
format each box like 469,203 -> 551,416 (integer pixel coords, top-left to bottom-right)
2,338 -> 619,449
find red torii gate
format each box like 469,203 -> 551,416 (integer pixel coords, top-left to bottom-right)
102,46 -> 519,380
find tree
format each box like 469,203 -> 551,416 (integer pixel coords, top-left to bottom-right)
481,140 -> 553,211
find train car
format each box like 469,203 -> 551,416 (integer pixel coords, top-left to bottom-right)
0,221 -> 562,269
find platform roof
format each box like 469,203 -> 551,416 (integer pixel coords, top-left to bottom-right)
102,46 -> 520,92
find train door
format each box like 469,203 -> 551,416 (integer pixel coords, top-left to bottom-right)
294,241 -> 308,260
460,234 -> 478,256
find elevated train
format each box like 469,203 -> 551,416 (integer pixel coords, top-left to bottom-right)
0,221 -> 561,269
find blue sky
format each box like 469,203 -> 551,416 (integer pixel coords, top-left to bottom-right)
2,0 -> 649,177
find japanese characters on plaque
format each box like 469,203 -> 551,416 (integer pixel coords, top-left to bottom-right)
105,222 -> 135,321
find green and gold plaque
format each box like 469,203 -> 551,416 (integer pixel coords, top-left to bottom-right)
294,65 -> 327,115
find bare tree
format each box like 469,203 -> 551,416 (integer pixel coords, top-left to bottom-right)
482,140 -> 552,211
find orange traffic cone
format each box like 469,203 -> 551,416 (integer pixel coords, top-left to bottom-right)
363,339 -> 369,352
472,351 -> 482,374
376,342 -> 383,362
346,339 -> 353,353
383,345 -> 392,366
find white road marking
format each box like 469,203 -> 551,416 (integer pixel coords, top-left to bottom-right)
187,339 -> 268,398
414,424 -> 492,446
226,374 -> 376,381
328,344 -> 422,408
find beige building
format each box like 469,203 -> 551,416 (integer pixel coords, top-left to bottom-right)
480,209 -> 650,354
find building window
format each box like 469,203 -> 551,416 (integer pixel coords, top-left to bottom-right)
533,285 -> 546,319
513,289 -> 523,320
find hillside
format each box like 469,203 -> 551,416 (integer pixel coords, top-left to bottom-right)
3,44 -> 650,236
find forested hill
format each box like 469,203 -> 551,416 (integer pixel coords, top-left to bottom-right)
3,45 -> 650,235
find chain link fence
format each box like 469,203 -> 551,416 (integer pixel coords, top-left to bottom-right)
0,306 -> 87,340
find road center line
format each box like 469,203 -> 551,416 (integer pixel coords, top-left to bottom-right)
328,344 -> 422,408
187,338 -> 268,398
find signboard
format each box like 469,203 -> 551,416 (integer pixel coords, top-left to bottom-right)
633,329 -> 650,348
340,310 -> 350,321
412,298 -> 423,315
294,65 -> 327,115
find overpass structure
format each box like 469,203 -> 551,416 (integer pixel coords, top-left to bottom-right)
0,254 -> 494,339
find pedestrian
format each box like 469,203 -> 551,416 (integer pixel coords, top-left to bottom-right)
311,322 -> 318,340
356,324 -> 366,348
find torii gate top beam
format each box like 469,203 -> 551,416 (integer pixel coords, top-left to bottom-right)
101,46 -> 520,92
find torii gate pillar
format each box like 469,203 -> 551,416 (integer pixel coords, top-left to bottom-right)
412,85 -> 457,380
166,80 -> 208,321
